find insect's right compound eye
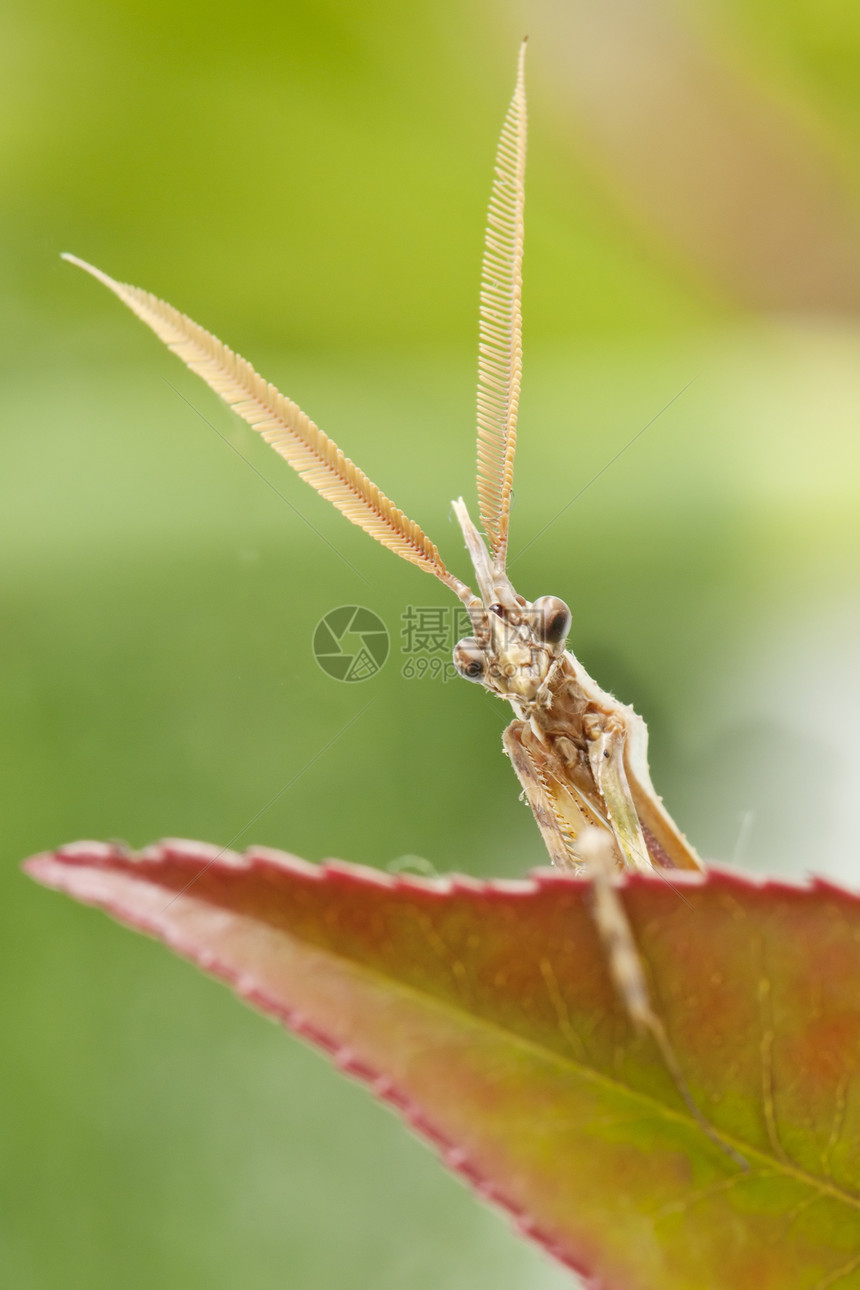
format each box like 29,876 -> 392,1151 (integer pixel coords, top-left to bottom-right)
453,638 -> 486,683
531,595 -> 571,648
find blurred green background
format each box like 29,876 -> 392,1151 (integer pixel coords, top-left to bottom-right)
3,1 -> 860,1287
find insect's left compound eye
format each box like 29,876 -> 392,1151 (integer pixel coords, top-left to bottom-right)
453,638 -> 487,683
531,596 -> 571,648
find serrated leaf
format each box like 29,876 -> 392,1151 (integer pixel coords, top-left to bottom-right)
24,841 -> 860,1288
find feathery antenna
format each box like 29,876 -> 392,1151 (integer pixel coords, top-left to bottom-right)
475,39 -> 527,566
62,254 -> 473,599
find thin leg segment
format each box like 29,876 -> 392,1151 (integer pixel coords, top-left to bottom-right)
503,720 -> 576,869
585,715 -> 653,874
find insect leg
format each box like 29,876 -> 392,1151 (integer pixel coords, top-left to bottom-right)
575,827 -> 652,1028
578,826 -> 748,1166
586,715 -> 654,873
502,721 -> 578,869
504,721 -> 654,1026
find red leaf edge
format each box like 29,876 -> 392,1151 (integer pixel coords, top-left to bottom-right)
23,839 -> 860,1283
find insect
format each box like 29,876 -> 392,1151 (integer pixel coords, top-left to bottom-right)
63,43 -> 702,901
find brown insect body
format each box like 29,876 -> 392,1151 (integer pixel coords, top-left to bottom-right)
450,497 -> 702,874
63,41 -> 701,881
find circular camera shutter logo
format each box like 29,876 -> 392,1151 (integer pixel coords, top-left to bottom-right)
313,606 -> 390,682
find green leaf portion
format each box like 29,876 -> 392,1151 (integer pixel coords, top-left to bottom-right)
25,842 -> 860,1289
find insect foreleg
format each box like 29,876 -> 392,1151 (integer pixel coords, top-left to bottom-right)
504,732 -> 660,1036
503,722 -> 579,869
578,827 -> 748,1166
503,719 -> 661,1029
585,714 -> 653,874
575,827 -> 653,1028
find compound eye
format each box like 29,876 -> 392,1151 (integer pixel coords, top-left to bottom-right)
453,638 -> 487,683
531,596 -> 571,648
